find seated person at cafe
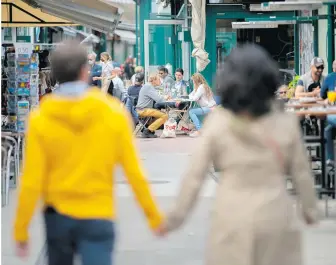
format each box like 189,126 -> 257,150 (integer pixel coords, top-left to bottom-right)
277,85 -> 289,99
295,57 -> 326,98
320,61 -> 336,165
126,73 -> 145,126
158,66 -> 175,89
155,68 -> 189,110
188,73 -> 217,138
173,68 -> 188,97
136,74 -> 169,138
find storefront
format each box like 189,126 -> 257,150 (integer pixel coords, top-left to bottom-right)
1,0 -> 133,133
138,0 -> 335,88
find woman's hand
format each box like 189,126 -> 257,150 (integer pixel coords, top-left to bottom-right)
154,223 -> 168,237
303,212 -> 316,226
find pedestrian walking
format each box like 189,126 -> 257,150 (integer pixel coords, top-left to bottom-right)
13,40 -> 163,265
156,44 -> 318,265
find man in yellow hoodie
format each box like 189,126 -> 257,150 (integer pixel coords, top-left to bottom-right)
13,41 -> 163,265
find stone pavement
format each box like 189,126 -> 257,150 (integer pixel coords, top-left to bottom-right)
2,136 -> 336,265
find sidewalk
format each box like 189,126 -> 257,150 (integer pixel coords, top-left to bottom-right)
2,137 -> 336,265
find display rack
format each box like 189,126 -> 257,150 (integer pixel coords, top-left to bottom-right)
4,49 -> 39,133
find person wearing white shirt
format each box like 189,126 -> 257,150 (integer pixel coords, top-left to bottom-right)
111,67 -> 127,102
92,52 -> 114,93
188,73 -> 217,137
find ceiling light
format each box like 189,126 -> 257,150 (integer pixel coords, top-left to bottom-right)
232,22 -> 279,29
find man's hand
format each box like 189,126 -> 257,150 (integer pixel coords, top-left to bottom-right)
175,101 -> 181,108
92,77 -> 99,81
313,87 -> 321,97
15,241 -> 29,259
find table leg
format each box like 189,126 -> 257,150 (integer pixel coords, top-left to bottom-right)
320,118 -> 326,190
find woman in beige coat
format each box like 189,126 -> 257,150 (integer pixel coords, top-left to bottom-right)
157,45 -> 318,265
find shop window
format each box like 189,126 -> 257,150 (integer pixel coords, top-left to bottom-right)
3,28 -> 13,41
16,27 -> 29,36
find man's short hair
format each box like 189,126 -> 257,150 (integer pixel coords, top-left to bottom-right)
50,41 -> 88,84
158,66 -> 168,74
175,68 -> 184,75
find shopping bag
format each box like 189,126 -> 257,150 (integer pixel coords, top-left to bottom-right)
161,118 -> 177,138
177,119 -> 195,133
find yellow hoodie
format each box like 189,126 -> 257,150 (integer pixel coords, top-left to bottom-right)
14,88 -> 163,242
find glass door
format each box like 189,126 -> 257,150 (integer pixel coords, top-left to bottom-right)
144,20 -> 188,81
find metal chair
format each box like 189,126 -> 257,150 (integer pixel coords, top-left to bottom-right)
133,116 -> 152,137
2,135 -> 20,188
2,142 -> 13,207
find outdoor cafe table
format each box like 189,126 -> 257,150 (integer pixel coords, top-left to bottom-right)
290,108 -> 336,193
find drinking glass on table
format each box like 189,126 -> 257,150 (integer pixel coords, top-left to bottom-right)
327,91 -> 336,105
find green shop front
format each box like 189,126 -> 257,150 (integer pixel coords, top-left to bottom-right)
137,0 -> 335,88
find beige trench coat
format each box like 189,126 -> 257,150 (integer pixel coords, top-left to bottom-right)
165,107 -> 317,265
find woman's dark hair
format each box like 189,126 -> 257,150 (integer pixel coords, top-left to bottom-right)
175,68 -> 184,75
217,44 -> 280,117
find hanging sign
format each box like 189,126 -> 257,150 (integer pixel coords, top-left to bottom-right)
14,43 -> 33,57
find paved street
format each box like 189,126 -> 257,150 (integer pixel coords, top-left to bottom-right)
2,137 -> 336,265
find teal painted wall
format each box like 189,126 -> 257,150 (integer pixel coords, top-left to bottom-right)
204,5 -> 296,88
148,25 -> 175,66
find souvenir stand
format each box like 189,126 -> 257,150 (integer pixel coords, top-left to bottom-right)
1,44 -> 39,207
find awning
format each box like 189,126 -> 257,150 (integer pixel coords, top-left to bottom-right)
32,0 -> 122,33
101,0 -> 135,25
113,29 -> 136,44
1,0 -> 75,27
59,27 -> 101,44
2,0 -> 123,34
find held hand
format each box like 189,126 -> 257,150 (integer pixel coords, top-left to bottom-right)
15,241 -> 29,259
303,212 -> 316,226
154,224 -> 168,237
175,101 -> 181,108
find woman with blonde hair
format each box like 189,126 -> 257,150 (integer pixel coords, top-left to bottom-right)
188,73 -> 217,137
93,52 -> 114,93
131,66 -> 144,85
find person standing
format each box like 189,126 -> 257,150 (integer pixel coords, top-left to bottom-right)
96,52 -> 114,93
156,44 -> 317,265
111,67 -> 127,102
87,53 -> 102,87
124,57 -> 135,80
13,41 -> 163,265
